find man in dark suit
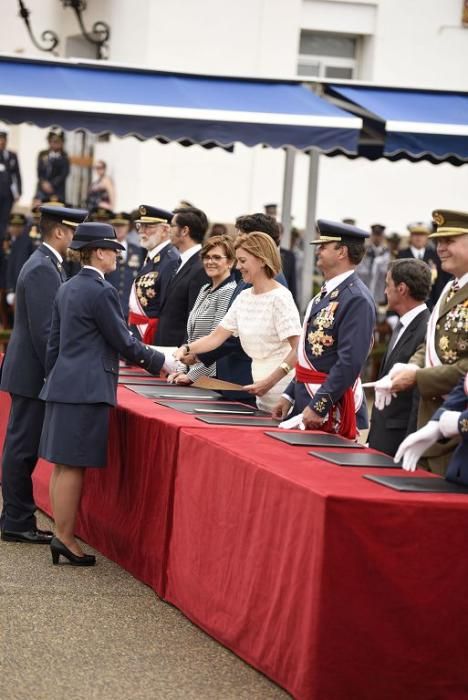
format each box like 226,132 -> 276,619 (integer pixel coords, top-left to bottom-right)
0,204 -> 87,544
105,211 -> 145,319
35,130 -> 70,204
127,205 -> 180,341
368,258 -> 431,456
398,221 -> 448,309
155,206 -> 209,347
0,130 -> 21,249
5,213 -> 34,306
272,220 -> 376,438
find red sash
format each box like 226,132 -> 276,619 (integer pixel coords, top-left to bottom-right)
128,312 -> 159,344
295,364 -> 357,439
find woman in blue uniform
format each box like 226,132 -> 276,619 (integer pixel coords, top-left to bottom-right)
39,222 -> 171,566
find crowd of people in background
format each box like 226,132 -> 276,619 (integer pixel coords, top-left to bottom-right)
0,125 -> 467,563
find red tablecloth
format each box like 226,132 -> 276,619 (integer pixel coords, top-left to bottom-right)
165,428 -> 468,700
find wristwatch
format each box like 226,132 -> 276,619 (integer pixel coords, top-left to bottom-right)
184,344 -> 191,354
279,361 -> 292,375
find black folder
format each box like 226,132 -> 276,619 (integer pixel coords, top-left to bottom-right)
196,415 -> 279,426
120,377 -> 167,386
363,475 -> 468,493
126,384 -> 221,400
309,451 -> 399,468
154,400 -> 257,415
265,432 -> 364,448
118,369 -> 151,376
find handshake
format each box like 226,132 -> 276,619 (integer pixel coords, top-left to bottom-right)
149,344 -> 197,376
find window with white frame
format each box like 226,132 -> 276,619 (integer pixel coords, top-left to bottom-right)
297,31 -> 359,79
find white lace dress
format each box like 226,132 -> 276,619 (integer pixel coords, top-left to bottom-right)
220,285 -> 301,411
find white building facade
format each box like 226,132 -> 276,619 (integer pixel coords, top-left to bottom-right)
1,0 -> 467,232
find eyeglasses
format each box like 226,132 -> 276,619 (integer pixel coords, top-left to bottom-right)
136,223 -> 158,232
202,254 -> 228,262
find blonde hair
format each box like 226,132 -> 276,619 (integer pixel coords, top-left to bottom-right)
235,232 -> 281,279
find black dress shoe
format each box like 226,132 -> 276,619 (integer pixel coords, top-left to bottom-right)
50,537 -> 96,566
1,528 -> 54,544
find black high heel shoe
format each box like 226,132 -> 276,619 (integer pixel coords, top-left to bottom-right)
50,536 -> 96,566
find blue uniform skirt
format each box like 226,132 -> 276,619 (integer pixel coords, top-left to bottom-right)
39,402 -> 110,468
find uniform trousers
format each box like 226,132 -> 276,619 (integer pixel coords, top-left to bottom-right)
1,394 -> 44,532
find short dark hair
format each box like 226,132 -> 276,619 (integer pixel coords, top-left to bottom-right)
39,216 -> 71,240
389,259 -> 432,301
173,207 -> 208,244
334,239 -> 366,265
235,213 -> 280,245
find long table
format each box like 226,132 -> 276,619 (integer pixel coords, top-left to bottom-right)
2,385 -> 468,699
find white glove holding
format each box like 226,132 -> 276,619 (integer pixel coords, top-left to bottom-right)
373,375 -> 394,411
162,352 -> 183,375
388,362 -> 419,379
279,412 -> 305,430
439,410 -> 461,438
6,292 -> 15,306
394,421 -> 442,471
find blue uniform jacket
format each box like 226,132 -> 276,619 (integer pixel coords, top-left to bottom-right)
105,242 -> 145,317
433,375 -> 468,486
40,268 -> 164,406
130,242 -> 180,323
0,243 -> 66,398
285,272 -> 376,419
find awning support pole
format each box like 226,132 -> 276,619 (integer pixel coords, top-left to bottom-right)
301,149 -> 320,313
281,147 -> 296,249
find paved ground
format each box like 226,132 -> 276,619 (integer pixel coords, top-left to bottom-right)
0,500 -> 289,700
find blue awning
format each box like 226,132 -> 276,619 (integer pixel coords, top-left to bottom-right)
327,85 -> 468,164
0,56 -> 361,154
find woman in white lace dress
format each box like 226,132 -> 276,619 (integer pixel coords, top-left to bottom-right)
175,232 -> 301,412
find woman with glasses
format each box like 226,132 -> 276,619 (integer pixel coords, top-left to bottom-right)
168,235 -> 236,384
175,232 -> 301,412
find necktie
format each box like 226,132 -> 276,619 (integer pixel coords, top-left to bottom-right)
445,279 -> 460,304
314,283 -> 327,305
388,320 -> 403,353
171,258 -> 182,280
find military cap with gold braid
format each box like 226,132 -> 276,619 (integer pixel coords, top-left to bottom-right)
407,221 -> 431,235
310,219 -> 369,244
110,211 -> 131,225
430,209 -> 468,238
9,212 -> 27,227
135,204 -> 173,224
39,205 -> 88,228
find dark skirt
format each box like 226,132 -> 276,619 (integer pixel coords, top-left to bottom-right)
39,402 -> 110,468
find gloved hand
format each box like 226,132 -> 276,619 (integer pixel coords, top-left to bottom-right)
373,374 -> 394,411
6,292 -> 15,306
278,412 -> 305,430
162,352 -> 184,375
394,421 -> 442,471
388,362 -> 419,379
439,410 -> 461,438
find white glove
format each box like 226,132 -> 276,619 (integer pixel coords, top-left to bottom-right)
439,410 -> 461,438
6,292 -> 15,306
279,412 -> 305,430
388,362 -> 419,379
373,375 -> 395,411
162,352 -> 183,375
394,421 -> 442,471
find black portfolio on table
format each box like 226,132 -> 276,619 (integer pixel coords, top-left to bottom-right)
196,415 -> 279,426
127,385 -> 221,400
309,451 -> 399,468
154,400 -> 257,415
120,377 -> 167,386
265,432 -> 364,448
363,474 -> 468,493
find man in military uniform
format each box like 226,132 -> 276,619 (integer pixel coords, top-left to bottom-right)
388,209 -> 468,474
0,204 -> 87,544
0,130 -> 21,248
356,223 -> 391,305
105,212 -> 144,318
398,221 -> 447,309
395,374 -> 468,485
5,212 -> 33,307
128,205 -> 180,342
35,130 -> 70,204
272,220 -> 376,438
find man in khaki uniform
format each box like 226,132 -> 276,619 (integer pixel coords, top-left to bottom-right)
384,209 -> 468,474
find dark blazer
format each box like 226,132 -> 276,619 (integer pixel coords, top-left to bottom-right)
36,149 -> 70,202
280,247 -> 297,304
433,376 -> 468,486
40,268 -> 164,406
105,242 -> 145,317
368,307 -> 430,456
129,242 -> 180,323
285,272 -> 376,421
0,243 -> 66,398
155,251 -> 209,347
6,228 -> 34,292
0,148 -> 21,198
